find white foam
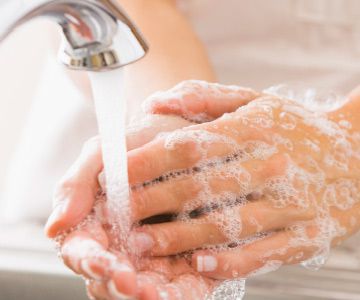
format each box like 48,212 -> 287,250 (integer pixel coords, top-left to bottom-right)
143,80 -> 257,122
207,279 -> 246,300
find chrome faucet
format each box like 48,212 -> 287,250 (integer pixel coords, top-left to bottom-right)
0,0 -> 148,71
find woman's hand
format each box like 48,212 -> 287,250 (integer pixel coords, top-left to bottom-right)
45,81 -> 258,299
45,115 -> 193,299
129,86 -> 360,280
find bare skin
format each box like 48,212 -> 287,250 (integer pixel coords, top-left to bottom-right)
43,0 -> 360,295
45,84 -> 258,300
46,82 -> 360,299
131,82 -> 360,280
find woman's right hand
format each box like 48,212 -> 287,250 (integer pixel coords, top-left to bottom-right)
45,81 -> 259,299
45,115 -> 192,300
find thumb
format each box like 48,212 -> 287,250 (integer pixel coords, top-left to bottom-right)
45,116 -> 192,238
143,80 -> 259,122
45,137 -> 102,238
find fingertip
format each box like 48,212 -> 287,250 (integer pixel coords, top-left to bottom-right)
112,268 -> 137,297
61,234 -> 104,273
108,277 -> 136,300
45,189 -> 93,238
138,284 -> 159,300
86,280 -> 111,300
80,259 -> 104,280
44,204 -> 67,238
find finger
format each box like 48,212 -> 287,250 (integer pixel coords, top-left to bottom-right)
82,256 -> 138,293
192,226 -> 319,280
143,80 -> 259,122
62,229 -> 138,298
46,115 -> 192,238
45,137 -> 103,238
136,271 -> 168,300
130,201 -> 314,256
138,284 -> 158,300
61,222 -> 110,275
171,274 -> 212,300
86,280 -> 111,300
127,117 -> 272,185
111,267 -> 137,299
136,256 -> 194,278
131,154 -> 287,221
135,257 -> 211,300
154,274 -> 212,300
126,114 -> 192,150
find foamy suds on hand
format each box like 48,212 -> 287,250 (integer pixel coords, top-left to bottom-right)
141,85 -> 359,299
208,279 -> 246,300
264,84 -> 347,112
54,83 -> 360,300
151,85 -> 358,299
143,80 -> 258,123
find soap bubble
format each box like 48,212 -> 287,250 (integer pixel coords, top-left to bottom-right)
208,279 -> 246,300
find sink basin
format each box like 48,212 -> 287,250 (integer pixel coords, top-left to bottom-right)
0,223 -> 88,300
1,223 -> 359,300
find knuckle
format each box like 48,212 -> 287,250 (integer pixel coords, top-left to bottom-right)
264,154 -> 288,177
170,140 -> 201,166
53,177 -> 88,208
152,226 -> 180,254
306,225 -> 319,239
131,189 -> 152,219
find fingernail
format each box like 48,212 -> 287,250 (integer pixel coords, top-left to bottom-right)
44,203 -> 66,235
128,232 -> 154,253
197,255 -> 218,272
80,260 -> 102,281
108,280 -> 133,300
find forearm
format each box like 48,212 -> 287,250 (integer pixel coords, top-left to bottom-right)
118,0 -> 216,118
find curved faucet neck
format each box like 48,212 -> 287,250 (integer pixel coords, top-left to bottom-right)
0,0 -> 148,71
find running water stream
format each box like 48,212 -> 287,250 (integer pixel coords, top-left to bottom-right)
89,69 -> 131,249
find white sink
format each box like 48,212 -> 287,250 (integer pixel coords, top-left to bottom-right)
0,223 -> 88,300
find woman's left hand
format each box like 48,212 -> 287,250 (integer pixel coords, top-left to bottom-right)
129,88 -> 360,280
45,81 -> 259,299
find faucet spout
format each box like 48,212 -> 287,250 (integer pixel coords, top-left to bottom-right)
0,0 -> 148,71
